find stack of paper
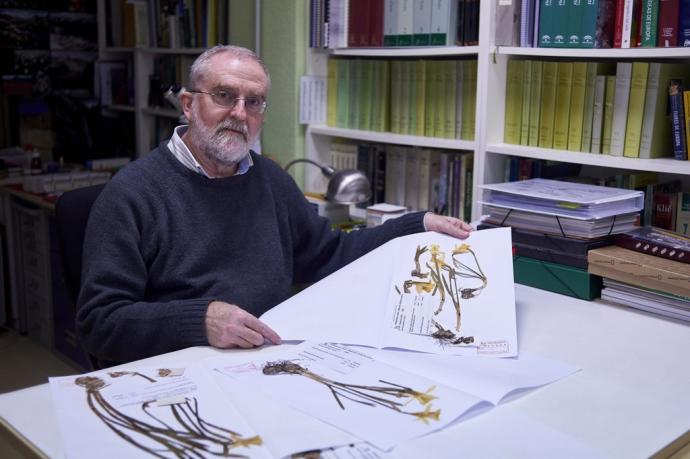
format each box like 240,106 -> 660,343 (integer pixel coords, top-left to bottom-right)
480,178 -> 644,239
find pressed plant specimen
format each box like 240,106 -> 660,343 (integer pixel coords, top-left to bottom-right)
401,242 -> 488,339
74,375 -> 263,458
262,361 -> 441,424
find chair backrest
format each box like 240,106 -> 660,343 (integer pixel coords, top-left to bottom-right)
54,184 -> 105,304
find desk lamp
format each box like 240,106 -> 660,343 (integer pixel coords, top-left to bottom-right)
284,158 -> 371,205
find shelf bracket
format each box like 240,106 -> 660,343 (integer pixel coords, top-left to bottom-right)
492,46 -> 498,64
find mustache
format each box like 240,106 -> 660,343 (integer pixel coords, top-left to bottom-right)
215,120 -> 249,140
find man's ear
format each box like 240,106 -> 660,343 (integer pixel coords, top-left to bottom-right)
180,91 -> 193,120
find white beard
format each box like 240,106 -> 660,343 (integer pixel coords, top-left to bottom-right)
188,103 -> 258,166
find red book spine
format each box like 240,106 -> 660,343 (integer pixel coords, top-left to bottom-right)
657,0 -> 680,46
368,0 -> 383,47
613,0 -> 626,47
653,192 -> 678,230
347,0 -> 360,47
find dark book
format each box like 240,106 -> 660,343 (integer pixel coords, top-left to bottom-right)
614,226 -> 690,264
652,191 -> 679,230
373,145 -> 386,204
513,244 -> 590,269
669,79 -> 687,160
368,0 -> 383,46
657,0 -> 679,46
680,0 -> 690,46
595,0 -> 616,48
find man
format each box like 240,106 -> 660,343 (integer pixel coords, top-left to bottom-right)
76,45 -> 473,366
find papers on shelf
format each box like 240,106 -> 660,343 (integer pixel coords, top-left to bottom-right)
479,178 -> 644,220
601,279 -> 690,322
483,207 -> 640,239
262,228 -> 518,357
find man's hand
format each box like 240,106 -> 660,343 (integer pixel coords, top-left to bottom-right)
423,212 -> 474,239
205,301 -> 282,349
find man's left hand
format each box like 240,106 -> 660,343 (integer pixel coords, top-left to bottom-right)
423,212 -> 474,239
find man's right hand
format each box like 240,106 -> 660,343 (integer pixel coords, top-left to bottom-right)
205,301 -> 282,349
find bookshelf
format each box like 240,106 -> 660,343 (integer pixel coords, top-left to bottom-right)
304,1 -> 690,222
95,0 -> 258,156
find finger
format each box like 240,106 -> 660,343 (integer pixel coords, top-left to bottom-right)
245,316 -> 282,345
233,322 -> 266,346
229,334 -> 259,349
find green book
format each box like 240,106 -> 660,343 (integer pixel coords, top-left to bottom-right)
335,59 -> 350,128
433,60 -> 446,138
461,60 -> 477,140
390,60 -> 403,134
443,60 -> 457,139
528,60 -> 543,146
399,61 -> 412,135
601,75 -> 616,154
504,59 -> 524,145
641,0 -> 659,47
413,60 -> 427,136
520,60 -> 533,145
623,61 -> 650,158
347,59 -> 362,130
567,61 -> 588,151
327,58 -> 337,127
580,0 -> 598,47
567,0 -> 583,47
552,61 -> 574,149
539,61 -> 559,148
553,0 -> 569,47
424,60 -> 436,137
359,60 -> 374,131
370,61 -> 383,132
455,60 -> 465,139
513,257 -> 602,300
539,0 -> 556,47
380,60 -> 391,132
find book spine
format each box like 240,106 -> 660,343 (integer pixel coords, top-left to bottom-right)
521,0 -> 535,46
460,60 -> 477,140
609,62 -> 632,156
552,61 -> 574,149
590,75 -> 608,153
397,0 -> 414,46
335,59 -> 350,128
580,0 -> 599,47
620,0 -> 635,47
669,79 -> 688,160
595,0 -> 616,47
454,60 -> 464,139
539,61 -> 559,147
383,0 -> 399,45
413,60 -> 427,136
614,232 -> 690,263
327,58 -> 338,126
676,191 -> 690,235
657,0 -> 679,46
413,0 -> 432,46
638,62 -> 661,158
684,89 -> 690,158
568,0 -> 584,47
681,0 -> 690,45
640,0 -> 659,46
504,59 -> 525,144
442,60 -> 458,139
528,60 -> 543,146
623,61 -> 650,158
538,0 -> 556,47
580,62 -> 598,152
424,60 -> 436,137
430,0 -> 457,45
567,61 -> 588,150
520,60 -> 533,145
601,74 -> 617,154
495,0 -> 522,46
613,0 -> 626,47
553,0 -> 569,46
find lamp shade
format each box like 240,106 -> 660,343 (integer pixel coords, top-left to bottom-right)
284,158 -> 372,205
326,168 -> 372,204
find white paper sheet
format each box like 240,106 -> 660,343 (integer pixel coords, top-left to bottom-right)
212,342 -> 488,450
364,349 -> 580,405
261,229 -> 517,357
381,230 -> 517,356
49,365 -> 271,459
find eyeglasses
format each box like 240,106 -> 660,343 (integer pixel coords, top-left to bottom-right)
187,89 -> 267,114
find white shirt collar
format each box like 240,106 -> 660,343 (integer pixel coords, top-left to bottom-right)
167,125 -> 253,178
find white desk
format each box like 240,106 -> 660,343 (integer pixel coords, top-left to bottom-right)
1,284 -> 689,458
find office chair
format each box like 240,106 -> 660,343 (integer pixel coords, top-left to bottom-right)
54,184 -> 105,369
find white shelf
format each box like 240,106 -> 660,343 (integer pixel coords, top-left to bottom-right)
308,125 -> 476,150
142,107 -> 181,118
331,46 -> 479,57
493,46 -> 690,59
486,143 -> 690,175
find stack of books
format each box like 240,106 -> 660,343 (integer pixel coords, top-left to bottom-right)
589,227 -> 690,322
479,178 -> 645,300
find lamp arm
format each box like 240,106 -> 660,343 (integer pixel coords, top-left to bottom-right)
284,158 -> 335,177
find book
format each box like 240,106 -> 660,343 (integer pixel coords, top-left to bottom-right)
528,60 -> 543,146
595,0 -> 616,47
567,61 -> 588,151
590,75 -> 607,153
454,60 -> 465,140
677,191 -> 690,235
539,61 -> 559,148
640,0 -> 659,47
495,0 -> 522,46
514,256 -> 603,300
681,0 -> 690,46
413,0 -> 432,45
653,189 -> 679,230
397,0 -> 414,46
580,62 -> 598,152
580,0 -> 599,47
669,79 -> 688,160
538,0 -> 557,47
685,89 -> 690,158
588,245 -> 690,297
657,0 -> 680,46
552,62 -> 574,149
383,0 -> 399,45
520,60 -> 533,145
614,226 -> 690,264
442,60 -> 458,139
460,60 -> 477,140
504,59 -> 524,144
609,62 -> 632,156
520,0 -> 537,46
567,0 -> 584,47
601,278 -> 690,322
622,61 -> 650,158
430,0 -> 457,45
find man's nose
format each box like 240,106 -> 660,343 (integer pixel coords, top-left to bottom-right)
229,99 -> 248,120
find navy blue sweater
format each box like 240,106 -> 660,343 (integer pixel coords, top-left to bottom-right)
76,143 -> 425,364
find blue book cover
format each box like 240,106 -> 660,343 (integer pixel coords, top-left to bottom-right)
669,79 -> 688,160
681,0 -> 690,46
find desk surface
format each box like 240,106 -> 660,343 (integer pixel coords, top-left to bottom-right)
1,284 -> 689,458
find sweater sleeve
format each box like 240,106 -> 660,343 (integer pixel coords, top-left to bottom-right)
279,170 -> 427,284
75,179 -> 209,364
